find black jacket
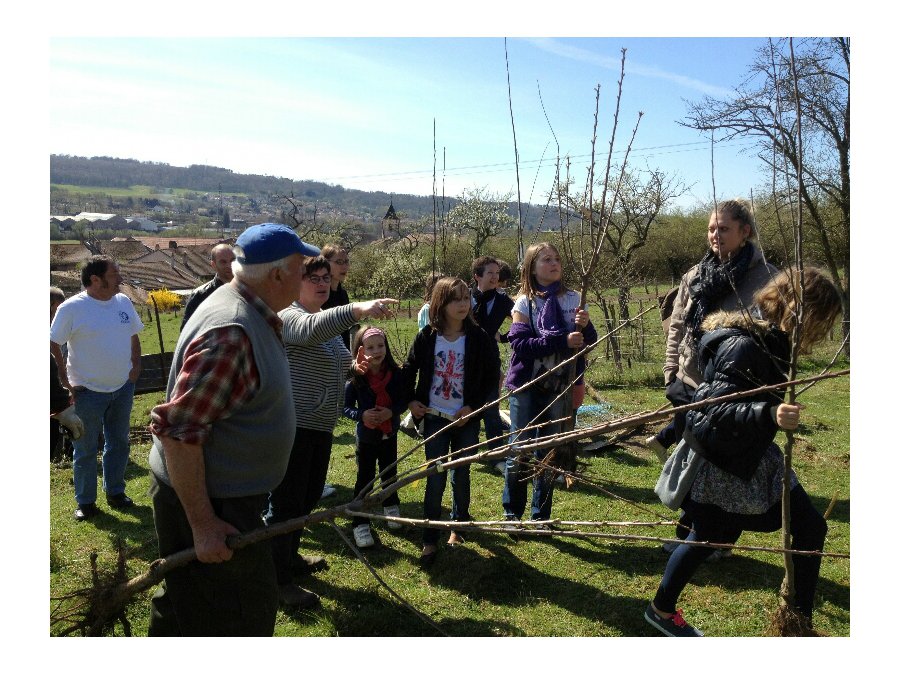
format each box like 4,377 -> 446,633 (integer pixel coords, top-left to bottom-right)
685,311 -> 790,480
472,290 -> 514,343
322,283 -> 353,350
344,370 -> 408,443
401,323 -> 500,419
181,276 -> 225,329
50,355 -> 71,414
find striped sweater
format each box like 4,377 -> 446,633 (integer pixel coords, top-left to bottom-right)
279,301 -> 357,432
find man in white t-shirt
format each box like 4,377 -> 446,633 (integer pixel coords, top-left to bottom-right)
51,255 -> 144,521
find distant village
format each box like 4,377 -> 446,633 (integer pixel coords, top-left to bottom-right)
49,203 -> 404,306
50,229 -> 229,307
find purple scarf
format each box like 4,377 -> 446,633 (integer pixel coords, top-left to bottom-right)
533,281 -> 567,337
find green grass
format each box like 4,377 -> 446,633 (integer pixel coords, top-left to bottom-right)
137,306 -> 183,354
50,305 -> 850,637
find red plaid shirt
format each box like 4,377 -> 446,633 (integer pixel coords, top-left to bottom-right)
149,281 -> 283,446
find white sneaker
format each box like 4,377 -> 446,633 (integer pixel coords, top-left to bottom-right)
708,549 -> 733,562
321,484 -> 336,499
383,505 -> 402,530
353,524 -> 375,548
646,436 -> 668,464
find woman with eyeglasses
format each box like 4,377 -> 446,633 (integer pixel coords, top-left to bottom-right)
264,254 -> 397,610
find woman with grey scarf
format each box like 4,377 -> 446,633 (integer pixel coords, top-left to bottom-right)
648,200 -> 777,465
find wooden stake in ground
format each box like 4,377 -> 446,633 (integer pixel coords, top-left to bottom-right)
768,36 -> 817,637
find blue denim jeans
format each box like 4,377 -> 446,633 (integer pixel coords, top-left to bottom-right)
502,387 -> 564,521
422,414 -> 478,545
71,380 -> 135,506
481,380 -> 506,452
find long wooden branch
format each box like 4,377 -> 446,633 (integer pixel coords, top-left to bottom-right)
341,513 -> 848,559
353,304 -> 655,502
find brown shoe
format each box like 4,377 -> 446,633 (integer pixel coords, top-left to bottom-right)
419,545 -> 438,569
447,531 -> 465,546
278,583 -> 320,609
292,554 -> 328,576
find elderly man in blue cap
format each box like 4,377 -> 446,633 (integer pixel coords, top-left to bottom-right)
147,223 -> 318,636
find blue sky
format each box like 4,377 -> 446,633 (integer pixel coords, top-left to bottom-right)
50,36 -> 770,210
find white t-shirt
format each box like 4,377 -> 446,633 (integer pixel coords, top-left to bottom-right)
512,290 -> 581,333
50,291 -> 144,392
428,334 -> 466,415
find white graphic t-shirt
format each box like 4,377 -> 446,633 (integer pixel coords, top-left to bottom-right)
50,291 -> 144,392
428,334 -> 466,415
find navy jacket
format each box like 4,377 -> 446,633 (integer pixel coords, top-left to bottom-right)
343,370 -> 408,443
180,276 -> 225,329
472,290 -> 514,343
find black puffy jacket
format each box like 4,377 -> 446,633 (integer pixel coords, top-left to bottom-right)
685,311 -> 790,480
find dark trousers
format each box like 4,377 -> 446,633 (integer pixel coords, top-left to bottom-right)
264,427 -> 333,584
147,476 -> 278,636
51,421 -> 63,461
352,434 -> 400,527
653,484 -> 827,618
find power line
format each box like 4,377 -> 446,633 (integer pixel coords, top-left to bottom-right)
322,138 -> 757,187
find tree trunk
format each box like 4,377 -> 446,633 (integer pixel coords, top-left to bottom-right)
598,297 -> 622,372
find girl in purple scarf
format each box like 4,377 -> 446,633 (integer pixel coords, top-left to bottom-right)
501,243 -> 596,527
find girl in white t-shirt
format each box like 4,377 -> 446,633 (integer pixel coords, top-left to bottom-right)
502,242 -> 596,526
402,277 -> 498,567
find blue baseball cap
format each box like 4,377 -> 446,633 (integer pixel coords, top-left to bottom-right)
235,223 -> 320,264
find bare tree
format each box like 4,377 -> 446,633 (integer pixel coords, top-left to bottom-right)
278,192 -> 368,251
561,166 -> 686,322
682,37 -> 849,353
277,192 -> 321,241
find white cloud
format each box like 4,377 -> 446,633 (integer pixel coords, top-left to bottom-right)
525,38 -> 733,98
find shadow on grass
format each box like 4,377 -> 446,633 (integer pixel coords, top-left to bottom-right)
418,535 -> 653,636
549,537 -> 849,618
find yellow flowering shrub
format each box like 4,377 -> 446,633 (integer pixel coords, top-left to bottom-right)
147,288 -> 183,313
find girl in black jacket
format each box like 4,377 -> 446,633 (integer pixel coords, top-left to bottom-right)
645,268 -> 842,637
402,277 -> 500,567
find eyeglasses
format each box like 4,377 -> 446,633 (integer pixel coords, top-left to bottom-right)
304,274 -> 332,285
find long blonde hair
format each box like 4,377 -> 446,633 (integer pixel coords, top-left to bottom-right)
519,242 -> 568,300
754,267 -> 842,352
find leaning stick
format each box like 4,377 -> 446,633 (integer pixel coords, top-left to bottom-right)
327,522 -> 449,636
